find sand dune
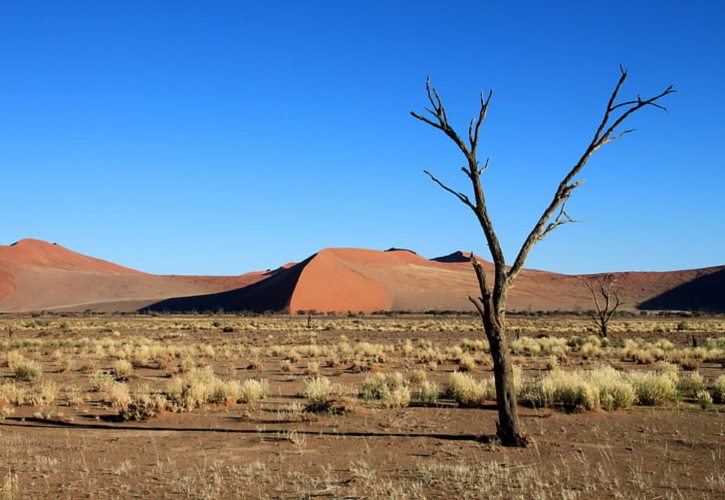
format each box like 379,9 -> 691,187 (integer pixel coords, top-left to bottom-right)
0,239 -> 266,312
1,239 -> 722,313
146,248 -> 724,314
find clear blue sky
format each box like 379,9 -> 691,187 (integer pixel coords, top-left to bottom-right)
1,1 -> 723,275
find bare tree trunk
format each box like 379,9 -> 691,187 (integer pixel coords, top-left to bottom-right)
483,310 -> 525,445
469,260 -> 526,445
411,68 -> 672,447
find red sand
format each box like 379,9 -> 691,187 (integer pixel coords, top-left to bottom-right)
1,239 -> 722,313
0,239 -> 265,312
0,239 -> 144,275
289,249 -> 396,312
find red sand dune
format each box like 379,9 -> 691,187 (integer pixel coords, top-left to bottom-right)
144,248 -> 725,314
0,239 -> 267,312
0,239 -> 144,276
1,239 -> 723,313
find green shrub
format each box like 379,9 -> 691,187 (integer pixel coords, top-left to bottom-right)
676,371 -> 705,397
696,391 -> 713,409
711,375 -> 725,404
14,360 -> 42,381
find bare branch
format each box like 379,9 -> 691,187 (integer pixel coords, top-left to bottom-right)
506,70 -> 674,284
412,80 -> 507,273
471,90 -> 492,155
603,128 -> 635,144
468,295 -> 486,318
538,199 -> 579,241
412,80 -> 474,158
479,157 -> 490,175
423,170 -> 476,211
470,253 -> 491,301
410,111 -> 444,130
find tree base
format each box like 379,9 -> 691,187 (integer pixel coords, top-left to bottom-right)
500,433 -> 529,447
497,422 -> 529,447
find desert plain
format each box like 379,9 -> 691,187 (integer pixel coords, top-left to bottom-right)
0,313 -> 724,499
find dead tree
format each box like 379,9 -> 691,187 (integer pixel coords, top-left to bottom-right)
580,274 -> 622,339
411,67 -> 673,446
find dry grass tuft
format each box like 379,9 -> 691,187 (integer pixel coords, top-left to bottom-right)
360,372 -> 411,408
446,372 -> 494,407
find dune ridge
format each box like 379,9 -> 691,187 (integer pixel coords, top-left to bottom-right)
0,239 -> 267,312
1,239 -> 723,313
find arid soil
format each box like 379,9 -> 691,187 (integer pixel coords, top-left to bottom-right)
0,314 -> 724,498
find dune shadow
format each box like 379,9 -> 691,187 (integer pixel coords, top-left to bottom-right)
140,254 -> 316,313
639,269 -> 725,313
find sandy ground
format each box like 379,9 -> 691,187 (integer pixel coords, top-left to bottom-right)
0,314 -> 724,498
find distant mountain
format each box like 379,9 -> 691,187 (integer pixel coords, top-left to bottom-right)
1,239 -> 723,313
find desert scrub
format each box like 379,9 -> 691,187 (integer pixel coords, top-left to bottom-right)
112,359 -> 134,379
57,356 -> 74,372
237,378 -> 270,405
166,367 -> 269,411
712,375 -> 725,404
118,392 -> 169,421
302,375 -> 351,412
696,390 -> 713,409
104,382 -> 132,408
27,380 -> 58,406
520,367 -> 635,412
511,337 -> 543,356
1,471 -> 19,500
676,371 -> 705,397
286,348 -> 302,363
0,382 -> 25,405
405,369 -> 427,385
89,371 -> 116,392
14,359 -> 42,381
177,355 -> 196,373
360,372 -> 411,408
0,405 -> 15,420
4,350 -> 25,370
530,370 -> 599,412
446,372 -> 495,407
303,376 -> 334,406
457,353 -> 477,372
459,338 -> 489,353
305,361 -> 320,376
418,380 -> 439,404
628,371 -> 678,406
166,367 -> 229,409
586,367 -> 636,411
